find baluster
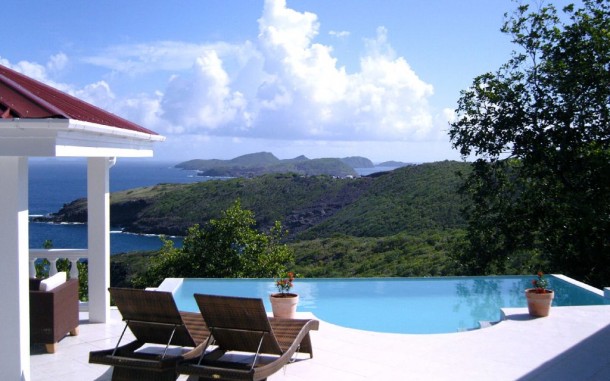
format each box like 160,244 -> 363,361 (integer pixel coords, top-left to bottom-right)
29,258 -> 37,278
49,258 -> 59,276
69,259 -> 79,279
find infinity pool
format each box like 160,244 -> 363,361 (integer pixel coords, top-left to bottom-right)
165,275 -> 607,334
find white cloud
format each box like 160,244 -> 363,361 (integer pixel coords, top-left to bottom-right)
47,53 -> 68,72
3,0 -> 453,150
3,59 -> 50,83
117,92 -> 166,132
329,30 -> 350,39
1,56 -> 73,93
74,81 -> 116,109
160,51 -> 249,132
82,41 -> 205,73
346,28 -> 436,139
81,41 -> 254,75
72,0 -> 449,143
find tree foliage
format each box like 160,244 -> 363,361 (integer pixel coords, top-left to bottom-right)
449,0 -> 610,286
292,230 -> 462,278
133,200 -> 294,287
300,161 -> 469,238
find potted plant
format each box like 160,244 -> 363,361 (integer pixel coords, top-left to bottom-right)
525,271 -> 554,317
269,272 -> 299,318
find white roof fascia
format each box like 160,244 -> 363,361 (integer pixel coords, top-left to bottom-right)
66,119 -> 165,142
0,118 -> 164,157
0,118 -> 165,142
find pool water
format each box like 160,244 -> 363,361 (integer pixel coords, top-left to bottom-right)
170,275 -> 607,334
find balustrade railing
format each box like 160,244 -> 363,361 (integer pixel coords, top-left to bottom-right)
29,248 -> 88,279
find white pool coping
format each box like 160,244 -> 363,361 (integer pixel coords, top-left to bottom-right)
553,273 -> 605,296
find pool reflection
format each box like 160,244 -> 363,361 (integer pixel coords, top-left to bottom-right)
454,278 -> 525,330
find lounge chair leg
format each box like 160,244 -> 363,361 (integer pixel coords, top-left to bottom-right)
70,326 -> 80,336
45,343 -> 57,353
300,333 -> 314,358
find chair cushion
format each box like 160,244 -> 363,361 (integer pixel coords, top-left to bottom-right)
39,272 -> 67,291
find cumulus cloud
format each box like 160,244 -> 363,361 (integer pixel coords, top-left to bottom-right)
117,92 -> 165,131
154,0 -> 445,142
73,81 -> 116,109
3,0 -> 451,146
161,51 -> 249,131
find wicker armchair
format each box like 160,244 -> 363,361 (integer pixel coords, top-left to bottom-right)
29,277 -> 80,353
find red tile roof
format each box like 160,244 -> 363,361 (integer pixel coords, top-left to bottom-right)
0,64 -> 158,136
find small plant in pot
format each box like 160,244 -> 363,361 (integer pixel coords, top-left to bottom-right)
270,272 -> 299,318
525,271 -> 554,317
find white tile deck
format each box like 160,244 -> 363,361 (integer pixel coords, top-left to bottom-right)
31,305 -> 610,380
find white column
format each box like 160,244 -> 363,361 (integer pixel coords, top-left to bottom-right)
0,157 -> 30,380
87,157 -> 111,323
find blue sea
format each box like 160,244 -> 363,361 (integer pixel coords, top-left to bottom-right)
29,159 -> 397,254
29,159 -> 207,254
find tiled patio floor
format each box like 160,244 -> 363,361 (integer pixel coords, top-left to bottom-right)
31,305 -> 610,380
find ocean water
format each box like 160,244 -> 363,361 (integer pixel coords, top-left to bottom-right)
29,159 -> 205,254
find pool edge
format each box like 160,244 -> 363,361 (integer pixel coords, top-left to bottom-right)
154,277 -> 184,294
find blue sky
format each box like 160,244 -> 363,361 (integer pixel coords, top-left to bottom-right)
1,0 -> 567,163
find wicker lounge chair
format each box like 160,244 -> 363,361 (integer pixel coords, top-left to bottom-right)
89,288 -> 210,381
177,294 -> 319,381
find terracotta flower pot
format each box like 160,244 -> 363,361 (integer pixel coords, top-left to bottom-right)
525,288 -> 554,317
270,293 -> 299,318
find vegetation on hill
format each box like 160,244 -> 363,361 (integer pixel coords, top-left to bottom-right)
177,152 -> 280,170
340,156 -> 374,168
48,161 -> 472,286
377,161 -> 411,167
299,161 -> 467,238
54,161 -> 469,239
291,229 -> 462,278
175,152 -> 358,177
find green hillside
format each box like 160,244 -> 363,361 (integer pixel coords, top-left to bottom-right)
54,161 -> 469,238
175,152 -> 357,177
176,152 -> 280,170
300,161 -> 468,238
53,161 -> 471,281
340,156 -> 374,168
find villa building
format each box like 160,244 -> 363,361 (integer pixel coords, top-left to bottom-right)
0,64 -> 164,380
